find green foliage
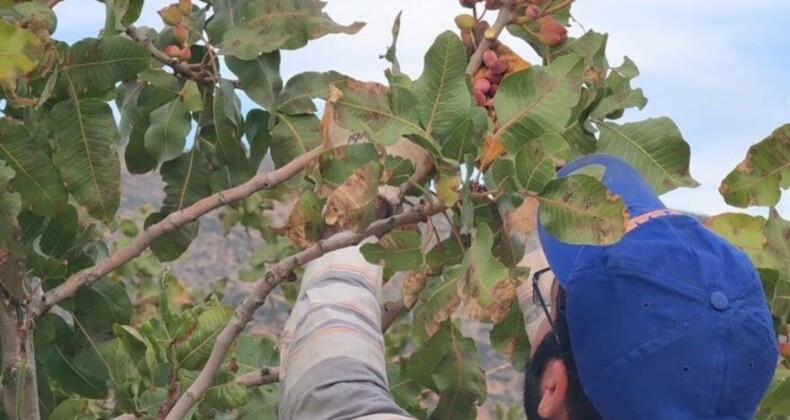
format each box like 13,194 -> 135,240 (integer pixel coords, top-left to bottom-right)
0,0 -> 783,418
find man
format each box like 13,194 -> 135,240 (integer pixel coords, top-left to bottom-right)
278,154 -> 778,419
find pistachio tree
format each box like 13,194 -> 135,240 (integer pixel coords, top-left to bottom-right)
0,0 -> 787,419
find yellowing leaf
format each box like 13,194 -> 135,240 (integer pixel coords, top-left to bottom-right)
280,190 -> 325,249
323,161 -> 382,232
0,20 -> 44,83
435,167 -> 461,207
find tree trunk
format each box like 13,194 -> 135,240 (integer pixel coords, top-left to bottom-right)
0,296 -> 40,420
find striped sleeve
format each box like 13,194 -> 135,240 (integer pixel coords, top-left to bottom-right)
278,242 -> 414,420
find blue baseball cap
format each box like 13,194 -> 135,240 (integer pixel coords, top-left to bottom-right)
537,154 -> 778,420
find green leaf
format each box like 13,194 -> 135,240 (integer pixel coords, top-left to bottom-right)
493,55 -> 585,154
538,174 -> 627,245
596,117 -> 699,195
0,118 -> 67,216
237,385 -> 280,420
412,269 -> 462,343
323,161 -> 381,233
381,11 -> 404,78
704,213 -> 775,269
0,20 -> 44,83
236,335 -> 280,373
413,31 -> 471,138
270,113 -> 322,169
181,80 -> 203,112
174,305 -> 233,370
515,134 -> 570,193
104,0 -> 143,35
277,70 -> 348,115
211,79 -> 248,169
764,210 -> 790,280
226,52 -> 282,111
560,106 -> 596,160
245,109 -> 272,170
207,0 -> 365,60
459,223 -> 516,323
145,148 -> 213,261
48,399 -> 90,420
387,363 -> 427,419
316,143 -> 380,189
160,272 -> 192,332
50,97 -> 120,222
758,368 -> 790,416
73,279 -> 132,337
46,316 -> 109,399
361,231 -> 424,271
489,301 -> 530,371
206,371 -> 252,410
589,56 -> 647,120
404,322 -> 486,419
551,31 -> 609,78
440,110 -> 484,162
327,78 -> 433,148
56,36 -> 149,97
144,99 -> 191,164
719,124 -> 790,208
11,1 -> 57,34
107,339 -> 141,394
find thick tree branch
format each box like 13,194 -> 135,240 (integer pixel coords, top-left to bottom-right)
237,367 -> 280,388
466,0 -> 515,76
125,26 -> 215,86
0,296 -> 39,420
31,147 -> 322,319
165,200 -> 447,420
381,298 -> 407,332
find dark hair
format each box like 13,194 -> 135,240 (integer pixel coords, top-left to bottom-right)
523,287 -> 602,420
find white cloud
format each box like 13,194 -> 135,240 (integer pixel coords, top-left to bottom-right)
53,0 -> 790,216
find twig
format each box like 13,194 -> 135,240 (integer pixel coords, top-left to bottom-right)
30,147 -> 323,319
381,298 -> 407,332
236,367 -> 280,388
46,0 -> 62,7
466,0 -> 515,76
125,26 -> 215,86
164,201 -> 447,420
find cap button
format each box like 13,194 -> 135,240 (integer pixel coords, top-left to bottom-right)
710,291 -> 728,311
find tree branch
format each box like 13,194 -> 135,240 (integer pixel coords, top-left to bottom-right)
164,200 -> 447,420
0,295 -> 39,420
466,0 -> 515,76
31,147 -> 322,319
46,0 -> 63,7
125,26 -> 215,86
381,298 -> 407,332
237,367 -> 280,388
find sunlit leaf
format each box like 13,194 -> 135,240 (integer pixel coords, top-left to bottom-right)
764,210 -> 790,280
596,117 -> 699,195
493,55 -> 585,153
206,371 -> 252,410
538,174 -> 627,245
0,20 -> 43,84
413,31 -> 471,138
719,124 -> 790,208
515,134 -> 570,193
704,213 -> 774,269
589,56 -> 647,120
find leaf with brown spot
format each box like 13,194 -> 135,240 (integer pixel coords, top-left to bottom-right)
705,213 -> 775,269
412,268 -> 462,342
279,190 -> 325,249
478,134 -> 505,172
403,270 -> 430,309
720,124 -> 790,208
537,174 -> 628,245
323,161 -> 382,233
458,223 -> 517,323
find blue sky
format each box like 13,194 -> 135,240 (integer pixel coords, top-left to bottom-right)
54,0 -> 790,217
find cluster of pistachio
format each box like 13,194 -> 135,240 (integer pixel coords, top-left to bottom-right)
158,0 -> 193,61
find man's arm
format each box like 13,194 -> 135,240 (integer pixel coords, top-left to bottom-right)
278,240 -> 414,420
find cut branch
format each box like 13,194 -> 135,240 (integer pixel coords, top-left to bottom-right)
466,0 -> 515,76
125,26 -> 215,86
31,147 -> 322,319
237,367 -> 280,388
165,200 -> 447,420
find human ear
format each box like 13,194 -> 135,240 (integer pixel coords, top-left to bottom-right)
537,359 -> 569,419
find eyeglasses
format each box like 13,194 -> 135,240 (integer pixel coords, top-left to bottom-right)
532,267 -> 561,345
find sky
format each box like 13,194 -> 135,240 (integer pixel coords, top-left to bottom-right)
53,0 -> 790,217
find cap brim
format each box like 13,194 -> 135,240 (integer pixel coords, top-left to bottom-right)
537,154 -> 666,286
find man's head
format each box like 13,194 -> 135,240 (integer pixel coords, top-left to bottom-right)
521,154 -> 778,420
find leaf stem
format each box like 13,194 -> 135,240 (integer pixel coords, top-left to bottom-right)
125,26 -> 214,86
236,367 -> 280,388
